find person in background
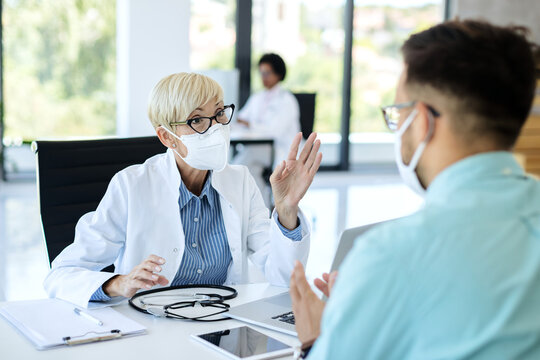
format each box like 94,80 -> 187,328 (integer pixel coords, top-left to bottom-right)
234,53 -> 301,205
290,20 -> 540,359
44,72 -> 322,308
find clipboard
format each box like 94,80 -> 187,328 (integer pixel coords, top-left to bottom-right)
0,298 -> 146,350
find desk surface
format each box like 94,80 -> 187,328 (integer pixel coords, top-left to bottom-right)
0,283 -> 298,360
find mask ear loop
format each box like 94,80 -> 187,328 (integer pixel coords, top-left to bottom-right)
399,107 -> 436,170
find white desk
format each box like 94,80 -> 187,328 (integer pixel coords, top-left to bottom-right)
0,283 -> 299,360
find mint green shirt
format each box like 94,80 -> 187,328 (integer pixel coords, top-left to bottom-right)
309,152 -> 540,359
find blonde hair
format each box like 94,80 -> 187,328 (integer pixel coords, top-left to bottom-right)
147,72 -> 224,130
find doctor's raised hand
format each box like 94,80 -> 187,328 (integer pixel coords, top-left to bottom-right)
270,132 -> 322,230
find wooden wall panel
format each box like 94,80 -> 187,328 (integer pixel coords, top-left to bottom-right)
515,80 -> 540,177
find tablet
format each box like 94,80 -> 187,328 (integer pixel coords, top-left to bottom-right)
191,325 -> 294,360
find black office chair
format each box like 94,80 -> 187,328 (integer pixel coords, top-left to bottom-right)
293,93 -> 316,140
32,136 -> 166,269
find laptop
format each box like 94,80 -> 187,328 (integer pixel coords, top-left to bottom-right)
227,221 -> 387,336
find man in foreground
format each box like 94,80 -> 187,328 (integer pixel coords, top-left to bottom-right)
291,20 -> 540,359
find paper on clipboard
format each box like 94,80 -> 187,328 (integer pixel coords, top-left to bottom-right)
0,298 -> 146,350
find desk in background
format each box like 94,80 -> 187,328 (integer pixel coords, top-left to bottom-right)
230,133 -> 275,168
0,283 -> 297,360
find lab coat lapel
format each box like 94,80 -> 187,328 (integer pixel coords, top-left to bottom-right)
212,167 -> 244,283
156,149 -> 186,281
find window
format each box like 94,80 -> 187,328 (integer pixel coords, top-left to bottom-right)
251,0 -> 345,165
3,0 -> 116,143
190,0 -> 236,71
350,0 -> 443,134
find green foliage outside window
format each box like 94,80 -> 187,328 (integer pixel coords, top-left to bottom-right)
4,0 -> 116,141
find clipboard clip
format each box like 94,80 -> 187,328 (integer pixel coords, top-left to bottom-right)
63,329 -> 122,346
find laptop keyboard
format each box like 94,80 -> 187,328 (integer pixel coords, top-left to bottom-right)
272,311 -> 295,325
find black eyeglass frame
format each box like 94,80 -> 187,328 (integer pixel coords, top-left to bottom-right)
381,101 -> 440,132
169,104 -> 235,134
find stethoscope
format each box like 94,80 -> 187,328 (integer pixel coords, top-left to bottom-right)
129,284 -> 238,322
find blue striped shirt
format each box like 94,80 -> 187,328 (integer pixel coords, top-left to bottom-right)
90,171 -> 301,301
171,172 -> 232,285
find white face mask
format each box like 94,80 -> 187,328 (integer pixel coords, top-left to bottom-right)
394,108 -> 434,196
161,124 -> 230,171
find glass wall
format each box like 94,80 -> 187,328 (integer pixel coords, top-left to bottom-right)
3,0 -> 116,143
350,0 -> 443,134
251,0 -> 344,134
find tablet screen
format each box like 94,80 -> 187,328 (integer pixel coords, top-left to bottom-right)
196,326 -> 292,359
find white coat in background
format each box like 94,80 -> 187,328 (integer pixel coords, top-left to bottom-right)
43,149 -> 310,308
237,84 -> 300,168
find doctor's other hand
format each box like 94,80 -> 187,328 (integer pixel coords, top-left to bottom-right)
290,261 -> 325,345
313,271 -> 338,298
103,255 -> 169,298
270,132 -> 322,230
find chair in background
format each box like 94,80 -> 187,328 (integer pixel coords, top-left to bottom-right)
293,93 -> 316,140
32,136 -> 166,269
261,93 -> 317,188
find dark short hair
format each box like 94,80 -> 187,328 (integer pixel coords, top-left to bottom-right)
258,53 -> 286,81
402,20 -> 537,148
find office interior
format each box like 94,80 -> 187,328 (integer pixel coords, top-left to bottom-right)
0,0 -> 539,311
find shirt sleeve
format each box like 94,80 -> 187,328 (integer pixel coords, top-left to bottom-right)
273,212 -> 302,242
89,285 -> 112,302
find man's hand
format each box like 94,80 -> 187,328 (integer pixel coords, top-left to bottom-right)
313,271 -> 338,298
290,261 -> 326,344
271,132 -> 322,230
103,255 -> 169,298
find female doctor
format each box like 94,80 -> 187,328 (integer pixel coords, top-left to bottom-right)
43,72 -> 322,308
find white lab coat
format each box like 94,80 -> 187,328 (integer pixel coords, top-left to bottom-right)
237,84 -> 300,167
43,149 -> 310,308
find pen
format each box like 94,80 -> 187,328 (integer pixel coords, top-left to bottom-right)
74,308 -> 104,326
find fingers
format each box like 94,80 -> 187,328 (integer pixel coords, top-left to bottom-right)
313,278 -> 329,298
286,133 -> 303,161
322,272 -> 330,282
146,254 -> 166,265
140,261 -> 163,273
309,153 -> 323,177
298,133 -> 317,163
133,279 -> 154,290
305,139 -> 321,169
292,261 -> 312,295
271,160 -> 286,183
289,268 -> 301,304
328,271 -> 338,295
157,275 -> 169,286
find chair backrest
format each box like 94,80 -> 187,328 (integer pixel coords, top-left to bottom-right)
293,93 -> 316,140
32,136 -> 166,267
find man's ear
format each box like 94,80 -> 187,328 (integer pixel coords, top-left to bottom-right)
156,126 -> 176,150
413,102 -> 434,142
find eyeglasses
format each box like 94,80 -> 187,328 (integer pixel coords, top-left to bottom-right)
380,101 -> 440,132
259,70 -> 274,78
170,104 -> 235,134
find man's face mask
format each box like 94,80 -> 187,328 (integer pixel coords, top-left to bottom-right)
161,124 -> 230,172
394,108 -> 435,196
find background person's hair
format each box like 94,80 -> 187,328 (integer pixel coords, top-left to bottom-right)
147,72 -> 224,130
258,53 -> 287,81
402,19 -> 537,148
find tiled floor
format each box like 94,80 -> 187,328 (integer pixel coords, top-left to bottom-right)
0,171 -> 423,302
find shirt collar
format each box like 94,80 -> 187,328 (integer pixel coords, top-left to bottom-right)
178,171 -> 217,209
264,83 -> 281,95
426,151 -> 526,203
